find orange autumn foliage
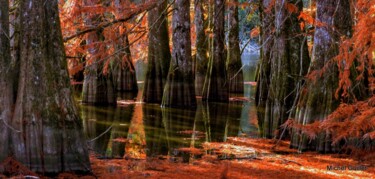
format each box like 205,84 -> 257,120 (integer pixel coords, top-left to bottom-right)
284,0 -> 375,151
335,0 -> 375,98
59,0 -> 151,77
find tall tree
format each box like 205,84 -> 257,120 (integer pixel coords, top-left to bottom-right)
0,0 -> 12,161
227,0 -> 244,94
115,29 -> 138,92
255,0 -> 274,137
194,0 -> 208,96
162,0 -> 196,108
290,0 -> 353,153
255,0 -> 310,138
0,0 -> 91,173
143,0 -> 171,104
82,0 -> 116,106
114,0 -> 138,92
202,0 -> 229,102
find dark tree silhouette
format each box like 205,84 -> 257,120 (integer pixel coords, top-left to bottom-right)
162,0 -> 196,108
143,0 -> 171,104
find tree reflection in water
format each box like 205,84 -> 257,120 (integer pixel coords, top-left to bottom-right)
80,91 -> 257,161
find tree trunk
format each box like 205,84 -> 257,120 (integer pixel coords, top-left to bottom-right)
162,0 -> 196,108
255,0 -> 274,137
0,0 -> 12,161
9,0 -> 90,173
194,0 -> 208,96
9,0 -> 20,99
255,0 -> 310,138
113,0 -> 138,92
143,0 -> 171,104
227,0 -> 244,95
202,0 -> 229,102
290,0 -> 352,153
116,33 -> 138,92
82,0 -> 116,106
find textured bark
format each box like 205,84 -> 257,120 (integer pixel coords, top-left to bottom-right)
290,0 -> 352,153
116,33 -> 138,92
162,0 -> 196,108
227,0 -> 244,94
255,0 -> 273,137
9,0 -> 20,98
9,0 -> 90,173
82,0 -> 116,106
0,0 -> 12,161
194,0 -> 208,96
255,0 -> 310,138
202,0 -> 229,102
143,0 -> 171,104
114,0 -> 138,92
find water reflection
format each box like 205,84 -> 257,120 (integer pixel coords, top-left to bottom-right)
79,86 -> 258,160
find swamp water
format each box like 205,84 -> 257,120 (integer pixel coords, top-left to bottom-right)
77,51 -> 259,161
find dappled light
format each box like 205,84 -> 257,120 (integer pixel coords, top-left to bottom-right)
0,0 -> 374,178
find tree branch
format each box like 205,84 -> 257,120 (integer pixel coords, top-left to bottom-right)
63,0 -> 157,42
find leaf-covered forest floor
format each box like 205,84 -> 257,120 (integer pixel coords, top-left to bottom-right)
86,138 -> 375,179
1,137 -> 374,178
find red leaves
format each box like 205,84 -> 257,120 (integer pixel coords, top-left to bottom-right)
334,0 -> 375,98
298,12 -> 314,25
285,3 -> 298,14
289,96 -> 375,147
250,26 -> 260,38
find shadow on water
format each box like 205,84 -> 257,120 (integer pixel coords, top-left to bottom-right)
75,51 -> 260,160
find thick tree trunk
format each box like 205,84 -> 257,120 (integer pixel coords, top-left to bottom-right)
9,0 -> 20,98
194,0 -> 208,96
82,62 -> 116,105
202,0 -> 229,102
290,0 -> 352,153
9,0 -> 90,173
255,0 -> 310,138
113,0 -> 138,92
162,0 -> 196,108
0,0 -> 12,161
227,0 -> 244,95
116,33 -> 138,92
143,0 -> 171,104
82,0 -> 116,106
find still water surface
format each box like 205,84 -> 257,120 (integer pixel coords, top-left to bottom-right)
78,52 -> 259,160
